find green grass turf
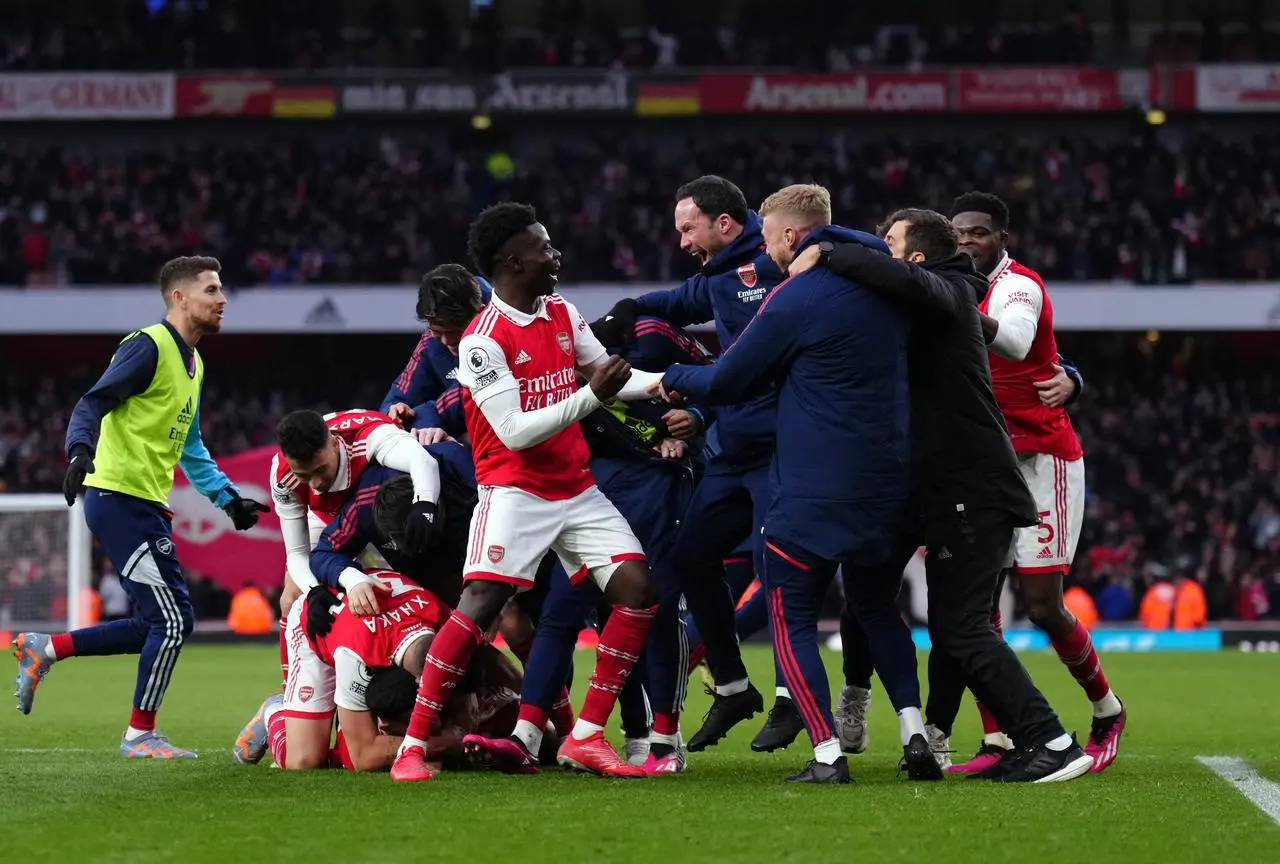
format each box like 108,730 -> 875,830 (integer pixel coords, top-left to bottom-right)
1,645 -> 1277,863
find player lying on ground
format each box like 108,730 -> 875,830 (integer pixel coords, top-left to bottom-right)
235,574 -> 521,771
390,203 -> 668,782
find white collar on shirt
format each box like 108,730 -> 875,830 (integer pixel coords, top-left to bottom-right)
491,290 -> 553,326
329,439 -> 352,493
987,251 -> 1012,283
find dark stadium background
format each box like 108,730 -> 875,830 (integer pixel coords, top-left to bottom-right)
1,0 -> 1278,640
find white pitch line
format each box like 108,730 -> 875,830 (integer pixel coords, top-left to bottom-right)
1196,756 -> 1280,827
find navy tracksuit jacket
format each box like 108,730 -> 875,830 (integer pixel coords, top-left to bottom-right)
634,212 -> 788,690
380,279 -> 493,435
664,225 -> 913,748
309,444 -> 478,606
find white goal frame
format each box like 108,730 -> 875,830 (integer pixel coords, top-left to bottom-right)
0,494 -> 92,631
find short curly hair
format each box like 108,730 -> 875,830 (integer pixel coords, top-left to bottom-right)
416,263 -> 483,327
951,192 -> 1010,232
467,202 -> 539,279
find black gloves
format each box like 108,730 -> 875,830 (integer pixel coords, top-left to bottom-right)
402,500 -> 444,554
304,585 -> 342,641
62,445 -> 95,506
224,494 -> 269,531
590,298 -> 638,349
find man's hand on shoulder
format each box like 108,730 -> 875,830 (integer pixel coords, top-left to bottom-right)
788,245 -> 823,276
224,493 -> 270,531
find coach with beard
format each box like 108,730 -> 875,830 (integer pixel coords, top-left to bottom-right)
787,209 -> 1093,784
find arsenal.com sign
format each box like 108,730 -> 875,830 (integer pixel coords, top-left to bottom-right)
0,72 -> 174,119
697,73 -> 950,114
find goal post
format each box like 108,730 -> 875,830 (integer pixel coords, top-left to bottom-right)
0,494 -> 92,632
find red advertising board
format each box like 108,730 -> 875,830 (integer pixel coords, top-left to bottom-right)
175,76 -> 277,116
697,73 -> 950,114
170,445 -> 284,592
956,68 -> 1120,112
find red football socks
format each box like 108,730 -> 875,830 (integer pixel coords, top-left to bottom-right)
50,633 -> 76,660
1052,619 -> 1111,702
404,611 -> 484,742
267,711 -> 287,767
579,605 -> 656,728
129,707 -> 156,733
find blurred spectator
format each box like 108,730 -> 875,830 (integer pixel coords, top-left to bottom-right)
2,130 -> 1279,287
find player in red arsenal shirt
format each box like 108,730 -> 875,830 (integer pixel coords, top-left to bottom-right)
951,192 -> 1125,774
266,408 -> 445,677
237,572 -> 520,772
391,203 -> 666,782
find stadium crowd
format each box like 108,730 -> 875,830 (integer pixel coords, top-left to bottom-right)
1,0 -> 1276,71
2,334 -> 1278,625
2,129 -> 1280,289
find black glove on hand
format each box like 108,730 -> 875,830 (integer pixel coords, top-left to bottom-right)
304,585 -> 342,641
224,494 -> 269,531
62,445 -> 95,507
591,298 -> 638,349
403,500 -> 443,554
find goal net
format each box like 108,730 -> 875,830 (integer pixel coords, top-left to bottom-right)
0,495 -> 92,633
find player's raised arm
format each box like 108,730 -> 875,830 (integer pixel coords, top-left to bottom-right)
270,453 -> 320,593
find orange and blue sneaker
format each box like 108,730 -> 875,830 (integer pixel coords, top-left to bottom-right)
120,730 -> 198,759
12,632 -> 54,715
233,693 -> 283,765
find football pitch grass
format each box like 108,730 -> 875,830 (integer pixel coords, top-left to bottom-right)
2,645 -> 1278,863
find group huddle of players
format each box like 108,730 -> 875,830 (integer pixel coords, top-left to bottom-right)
228,178 -> 1126,784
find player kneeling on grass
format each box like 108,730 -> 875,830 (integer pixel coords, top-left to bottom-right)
234,573 -> 520,771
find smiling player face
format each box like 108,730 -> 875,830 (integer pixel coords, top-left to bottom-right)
513,223 -> 562,296
172,270 -> 227,335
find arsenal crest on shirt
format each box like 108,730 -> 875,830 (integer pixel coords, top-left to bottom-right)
488,545 -> 505,563
556,332 -> 572,355
737,263 -> 758,289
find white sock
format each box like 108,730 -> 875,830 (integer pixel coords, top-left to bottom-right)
263,701 -> 282,728
897,706 -> 925,746
814,737 -> 842,765
650,730 -> 680,747
715,678 -> 749,697
984,731 -> 1014,750
776,686 -> 790,699
571,719 -> 603,740
1045,733 -> 1072,752
398,735 -> 429,756
513,719 -> 543,755
124,726 -> 151,741
43,640 -> 58,660
1092,690 -> 1122,718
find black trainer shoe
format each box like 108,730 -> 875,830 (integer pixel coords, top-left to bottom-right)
985,736 -> 1094,784
687,684 -> 764,752
750,696 -> 806,752
898,733 -> 944,781
786,756 -> 852,784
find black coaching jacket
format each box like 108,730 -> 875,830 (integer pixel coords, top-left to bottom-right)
822,245 -> 1039,527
